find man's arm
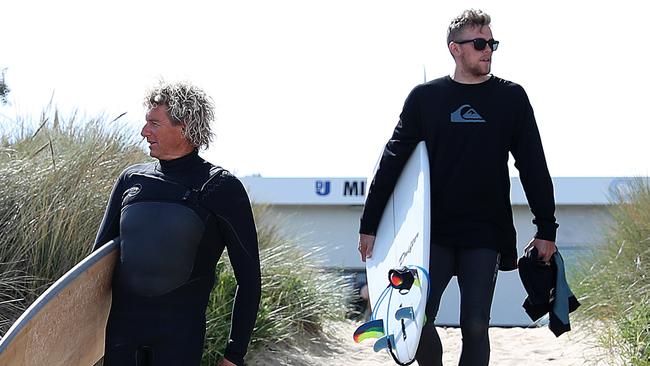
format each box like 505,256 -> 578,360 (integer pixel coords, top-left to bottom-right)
359,86 -> 424,260
93,172 -> 127,251
511,87 -> 559,262
215,174 -> 261,366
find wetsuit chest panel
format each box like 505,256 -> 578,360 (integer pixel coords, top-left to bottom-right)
117,201 -> 205,297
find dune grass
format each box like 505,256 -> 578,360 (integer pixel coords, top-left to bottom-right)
571,178 -> 650,366
202,208 -> 352,364
0,110 -> 144,332
0,110 -> 353,363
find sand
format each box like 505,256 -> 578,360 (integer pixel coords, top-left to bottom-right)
248,320 -> 615,366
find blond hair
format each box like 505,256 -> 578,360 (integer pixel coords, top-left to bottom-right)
145,80 -> 215,150
447,9 -> 492,45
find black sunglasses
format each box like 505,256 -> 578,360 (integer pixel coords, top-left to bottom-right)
454,38 -> 499,51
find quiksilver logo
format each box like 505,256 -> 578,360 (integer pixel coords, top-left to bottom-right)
450,104 -> 486,123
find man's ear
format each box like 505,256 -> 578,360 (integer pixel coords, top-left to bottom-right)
449,42 -> 460,58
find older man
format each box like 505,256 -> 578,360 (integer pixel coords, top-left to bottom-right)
358,9 -> 558,366
94,81 -> 261,366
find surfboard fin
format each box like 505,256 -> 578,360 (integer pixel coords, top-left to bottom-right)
373,334 -> 395,352
353,319 -> 385,343
395,306 -> 415,321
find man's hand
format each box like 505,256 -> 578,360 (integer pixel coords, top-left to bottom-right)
218,358 -> 237,366
524,238 -> 557,263
358,234 -> 376,262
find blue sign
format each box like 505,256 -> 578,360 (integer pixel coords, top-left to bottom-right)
315,180 -> 331,196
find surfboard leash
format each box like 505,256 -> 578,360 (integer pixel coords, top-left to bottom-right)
370,284 -> 393,320
385,265 -> 430,365
406,265 -> 430,297
386,338 -> 417,366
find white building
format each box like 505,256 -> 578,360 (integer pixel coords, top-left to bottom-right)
240,176 -> 625,326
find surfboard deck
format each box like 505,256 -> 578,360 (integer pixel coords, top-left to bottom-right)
358,141 -> 430,364
0,239 -> 119,366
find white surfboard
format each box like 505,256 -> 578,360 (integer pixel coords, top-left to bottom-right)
355,141 -> 430,365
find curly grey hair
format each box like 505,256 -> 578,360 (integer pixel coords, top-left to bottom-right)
144,81 -> 215,150
447,9 -> 492,46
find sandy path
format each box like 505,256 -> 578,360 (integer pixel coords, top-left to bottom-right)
249,320 -> 614,365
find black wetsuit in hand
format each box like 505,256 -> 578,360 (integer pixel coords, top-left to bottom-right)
94,150 -> 261,366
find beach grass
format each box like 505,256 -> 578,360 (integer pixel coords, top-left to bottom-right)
571,178 -> 650,366
0,110 -> 144,331
202,208 -> 353,364
0,110 -> 353,362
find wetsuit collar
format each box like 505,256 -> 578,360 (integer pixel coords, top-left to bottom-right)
157,149 -> 202,174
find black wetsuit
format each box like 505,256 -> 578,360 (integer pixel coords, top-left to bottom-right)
360,76 -> 558,366
94,150 -> 261,366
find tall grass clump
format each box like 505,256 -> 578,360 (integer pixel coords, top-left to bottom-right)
571,178 -> 650,365
0,110 -> 145,333
1,110 -> 354,362
201,207 -> 353,365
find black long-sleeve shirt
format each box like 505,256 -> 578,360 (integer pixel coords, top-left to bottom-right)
360,76 -> 558,270
94,150 -> 261,365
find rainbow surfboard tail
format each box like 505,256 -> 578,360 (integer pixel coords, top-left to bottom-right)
353,319 -> 385,343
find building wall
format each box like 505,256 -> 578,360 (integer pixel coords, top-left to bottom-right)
260,205 -> 364,269
259,204 -> 612,269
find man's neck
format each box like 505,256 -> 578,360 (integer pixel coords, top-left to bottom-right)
452,70 -> 491,84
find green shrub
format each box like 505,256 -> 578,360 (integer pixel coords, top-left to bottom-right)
201,207 -> 352,364
571,178 -> 650,365
0,111 -> 144,331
